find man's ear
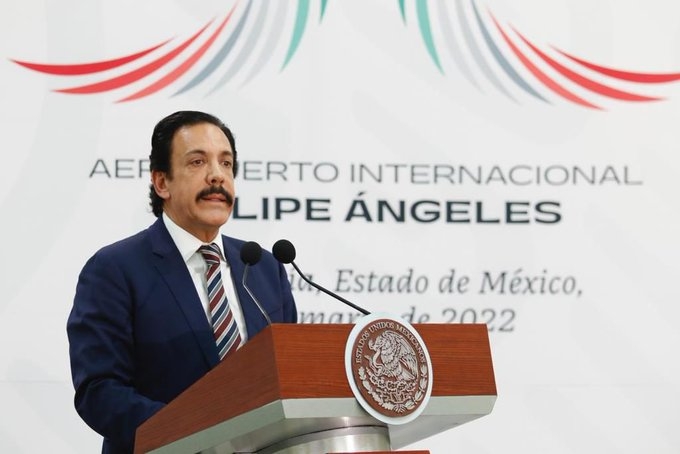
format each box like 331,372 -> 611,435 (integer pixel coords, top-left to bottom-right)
151,170 -> 170,200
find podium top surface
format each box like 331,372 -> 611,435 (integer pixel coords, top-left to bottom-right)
135,323 -> 496,453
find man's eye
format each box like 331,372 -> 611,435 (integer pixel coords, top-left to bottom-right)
191,159 -> 204,166
222,161 -> 233,167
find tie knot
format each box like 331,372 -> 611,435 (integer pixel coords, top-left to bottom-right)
198,243 -> 221,266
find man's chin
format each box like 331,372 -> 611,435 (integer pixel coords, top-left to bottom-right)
200,208 -> 232,226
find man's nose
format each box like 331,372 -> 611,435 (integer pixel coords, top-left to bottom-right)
206,160 -> 225,184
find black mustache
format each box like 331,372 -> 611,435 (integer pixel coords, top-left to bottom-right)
196,186 -> 234,206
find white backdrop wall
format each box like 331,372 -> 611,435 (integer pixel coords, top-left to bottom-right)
1,1 -> 679,452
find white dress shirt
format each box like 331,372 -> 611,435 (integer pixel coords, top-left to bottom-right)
162,213 -> 248,345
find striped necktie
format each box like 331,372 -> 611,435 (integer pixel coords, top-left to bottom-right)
198,243 -> 241,360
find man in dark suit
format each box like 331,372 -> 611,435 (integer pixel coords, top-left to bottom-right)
67,111 -> 297,454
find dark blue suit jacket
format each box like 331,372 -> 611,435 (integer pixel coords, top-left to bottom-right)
66,218 -> 297,453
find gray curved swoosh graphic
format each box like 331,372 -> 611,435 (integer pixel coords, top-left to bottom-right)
173,0 -> 254,96
471,0 -> 547,102
437,0 -> 480,90
457,0 -> 514,100
241,0 -> 289,86
209,0 -> 269,91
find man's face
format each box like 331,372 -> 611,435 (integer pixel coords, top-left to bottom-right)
152,122 -> 235,242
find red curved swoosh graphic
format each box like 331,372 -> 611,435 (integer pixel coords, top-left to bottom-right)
9,40 -> 170,75
514,28 -> 661,102
55,19 -> 214,94
118,7 -> 236,102
554,49 -> 680,83
491,15 -> 601,110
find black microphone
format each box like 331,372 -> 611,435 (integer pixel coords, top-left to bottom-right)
272,239 -> 370,315
239,241 -> 272,325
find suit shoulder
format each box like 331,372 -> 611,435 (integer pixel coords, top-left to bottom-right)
90,227 -> 151,261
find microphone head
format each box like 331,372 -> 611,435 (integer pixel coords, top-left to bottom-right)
240,241 -> 262,266
272,239 -> 296,264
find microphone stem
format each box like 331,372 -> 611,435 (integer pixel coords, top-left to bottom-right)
243,264 -> 273,325
291,261 -> 370,315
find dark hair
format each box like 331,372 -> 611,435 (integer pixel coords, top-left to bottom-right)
148,110 -> 238,217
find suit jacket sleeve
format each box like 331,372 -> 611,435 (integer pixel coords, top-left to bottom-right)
67,249 -> 165,451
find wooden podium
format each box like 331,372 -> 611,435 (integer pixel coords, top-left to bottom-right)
134,323 -> 496,454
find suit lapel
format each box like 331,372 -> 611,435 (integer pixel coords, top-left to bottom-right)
148,219 -> 219,368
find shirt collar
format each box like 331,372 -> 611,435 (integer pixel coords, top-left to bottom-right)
162,213 -> 225,262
